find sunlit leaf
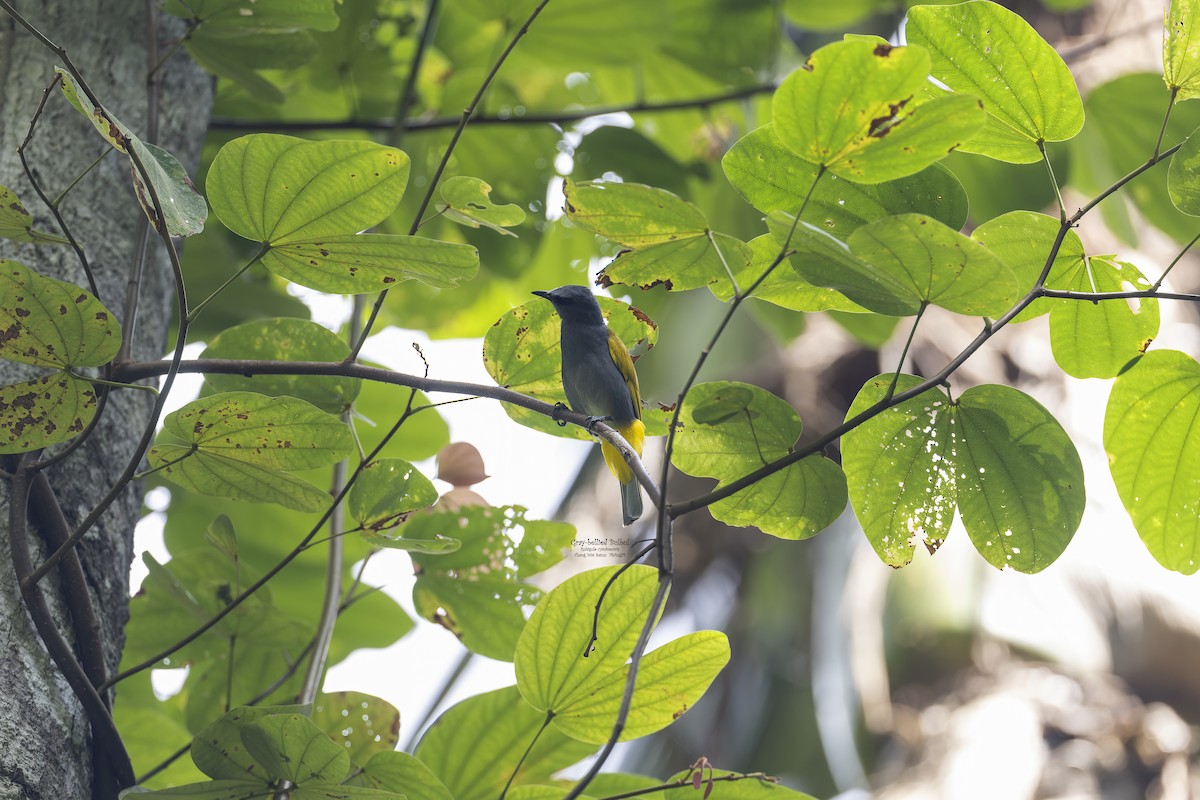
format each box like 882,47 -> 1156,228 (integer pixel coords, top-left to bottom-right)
347,458 -> 438,531
148,392 -> 352,511
846,213 -> 1018,316
971,210 -> 1084,322
772,39 -> 984,182
1165,0 -> 1200,101
414,686 -> 595,800
722,124 -> 969,233
207,135 -> 410,243
843,374 -> 956,567
408,505 -> 574,661
348,751 -> 454,800
671,381 -> 847,538
1049,257 -> 1158,379
436,176 -> 526,236
1168,126 -> 1200,215
562,179 -> 706,246
906,1 -> 1084,163
766,213 -> 920,315
1105,350 -> 1200,573
312,692 -> 400,769
954,384 -> 1085,573
548,630 -> 730,743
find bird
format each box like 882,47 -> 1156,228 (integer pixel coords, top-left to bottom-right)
532,285 -> 645,526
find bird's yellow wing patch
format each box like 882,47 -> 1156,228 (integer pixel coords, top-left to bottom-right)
607,327 -> 642,420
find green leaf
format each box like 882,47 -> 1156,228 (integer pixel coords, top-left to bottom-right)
201,317 -> 360,413
1049,257 -> 1159,379
0,373 -> 98,454
516,566 -> 662,711
1168,126 -> 1200,215
261,233 -> 478,294
408,505 -> 574,661
842,374 -> 956,567
766,213 -> 920,316
0,185 -> 68,244
483,295 -> 662,438
562,179 -> 706,246
771,39 -> 984,182
597,232 -> 752,293
347,751 -> 454,800
1165,0 -> 1200,101
346,458 -> 438,531
56,69 -> 206,236
414,686 -> 595,800
549,630 -> 730,743
846,214 -> 1018,316
240,713 -> 347,783
954,385 -> 1085,573
906,1 -> 1085,163
436,176 -> 526,236
311,692 -> 400,769
971,211 -> 1084,322
721,124 -> 969,233
709,234 -> 863,313
0,260 -> 120,368
148,392 -> 353,511
207,135 -> 410,243
1105,350 -> 1200,573
670,382 -> 847,539
191,706 -> 295,781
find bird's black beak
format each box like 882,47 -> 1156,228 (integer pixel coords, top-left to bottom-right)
531,290 -> 551,300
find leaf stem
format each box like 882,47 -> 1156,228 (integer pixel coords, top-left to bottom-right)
1038,140 -> 1066,224
886,302 -> 927,400
1152,228 -> 1200,291
1154,87 -> 1179,161
186,244 -> 269,323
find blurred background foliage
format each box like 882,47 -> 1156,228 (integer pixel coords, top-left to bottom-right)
132,0 -> 1200,796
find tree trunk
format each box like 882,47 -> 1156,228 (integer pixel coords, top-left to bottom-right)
0,2 -> 210,797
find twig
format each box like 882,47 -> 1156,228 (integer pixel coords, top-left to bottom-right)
206,83 -> 778,134
562,577 -> 672,800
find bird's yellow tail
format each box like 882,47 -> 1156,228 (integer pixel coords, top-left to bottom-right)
601,419 -> 645,526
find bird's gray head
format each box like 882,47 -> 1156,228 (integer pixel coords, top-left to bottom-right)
531,285 -> 605,325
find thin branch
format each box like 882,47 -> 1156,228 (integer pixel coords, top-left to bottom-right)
206,82 -> 778,134
387,0 -> 440,149
1039,288 -> 1200,302
595,770 -> 778,800
403,650 -> 473,751
16,73 -> 97,297
350,0 -> 553,359
498,713 -> 553,800
585,542 -> 658,658
1152,229 -> 1200,291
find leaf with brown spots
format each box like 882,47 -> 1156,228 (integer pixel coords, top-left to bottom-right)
147,391 -> 353,511
0,259 -> 120,368
0,373 -> 98,454
0,185 -> 69,245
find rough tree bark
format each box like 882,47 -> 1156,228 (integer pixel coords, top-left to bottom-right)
0,2 -> 210,797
